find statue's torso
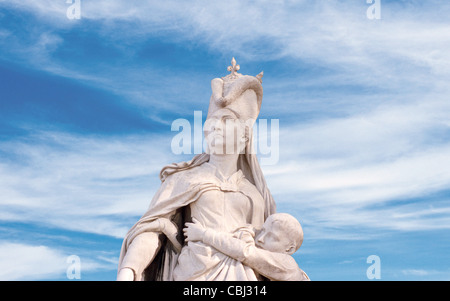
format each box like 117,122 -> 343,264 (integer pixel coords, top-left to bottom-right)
172,162 -> 265,280
190,178 -> 256,233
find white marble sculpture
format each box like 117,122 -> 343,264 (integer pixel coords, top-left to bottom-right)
117,58 -> 308,281
184,213 -> 310,281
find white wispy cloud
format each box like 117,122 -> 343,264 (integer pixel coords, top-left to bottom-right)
263,94 -> 450,237
401,269 -> 431,276
399,268 -> 450,280
2,0 -> 450,112
0,131 -> 177,238
0,242 -> 68,280
398,268 -> 450,280
0,241 -> 115,280
1,0 -> 450,240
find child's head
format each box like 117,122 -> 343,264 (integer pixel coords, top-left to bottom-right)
255,213 -> 303,255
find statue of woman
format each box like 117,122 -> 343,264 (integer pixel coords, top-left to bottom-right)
117,59 -> 276,281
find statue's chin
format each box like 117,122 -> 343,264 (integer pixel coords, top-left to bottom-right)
207,148 -> 241,156
206,142 -> 246,155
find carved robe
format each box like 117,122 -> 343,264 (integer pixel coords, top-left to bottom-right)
118,160 -> 274,280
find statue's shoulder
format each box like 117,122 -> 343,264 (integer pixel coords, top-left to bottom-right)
239,176 -> 259,191
162,161 -> 212,186
239,176 -> 265,201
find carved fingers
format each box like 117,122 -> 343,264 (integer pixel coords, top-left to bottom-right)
183,218 -> 205,242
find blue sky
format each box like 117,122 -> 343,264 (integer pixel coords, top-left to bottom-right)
1,0 -> 450,280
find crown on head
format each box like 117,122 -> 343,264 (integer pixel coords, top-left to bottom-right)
222,57 -> 264,83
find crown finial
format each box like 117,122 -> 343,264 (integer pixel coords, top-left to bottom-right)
224,57 -> 242,80
227,57 -> 240,74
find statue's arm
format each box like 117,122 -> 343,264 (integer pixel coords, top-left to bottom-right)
202,229 -> 307,281
117,217 -> 182,281
202,229 -> 250,262
211,78 -> 223,102
242,247 -> 308,281
117,231 -> 161,281
184,221 -> 251,261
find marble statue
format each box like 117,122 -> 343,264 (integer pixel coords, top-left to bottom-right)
184,213 -> 310,281
117,58 -> 307,281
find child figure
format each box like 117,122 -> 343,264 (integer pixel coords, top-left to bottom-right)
183,213 -> 310,281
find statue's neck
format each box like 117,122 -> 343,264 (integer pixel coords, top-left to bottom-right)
208,153 -> 239,179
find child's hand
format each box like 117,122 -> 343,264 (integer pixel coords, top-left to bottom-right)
183,218 -> 205,242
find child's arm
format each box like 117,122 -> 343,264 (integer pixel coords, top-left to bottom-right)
240,246 -> 310,281
183,219 -> 251,261
184,221 -> 309,281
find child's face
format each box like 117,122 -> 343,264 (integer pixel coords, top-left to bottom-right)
255,216 -> 292,254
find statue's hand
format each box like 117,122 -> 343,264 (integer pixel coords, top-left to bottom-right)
117,268 -> 135,281
217,96 -> 232,106
183,218 -> 205,242
158,218 -> 183,253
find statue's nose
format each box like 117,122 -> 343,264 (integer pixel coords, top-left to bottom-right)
212,121 -> 223,133
257,232 -> 266,244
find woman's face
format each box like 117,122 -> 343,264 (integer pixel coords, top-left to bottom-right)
204,109 -> 247,155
